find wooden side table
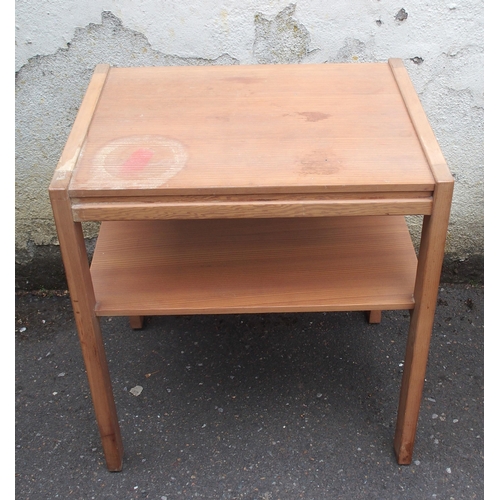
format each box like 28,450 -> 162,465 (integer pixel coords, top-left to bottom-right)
49,59 -> 453,471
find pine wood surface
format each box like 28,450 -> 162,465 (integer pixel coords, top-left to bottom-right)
69,62 -> 435,198
49,60 -> 455,468
71,192 -> 433,221
90,216 -> 417,316
50,64 -> 110,192
388,59 -> 454,185
49,188 -> 123,471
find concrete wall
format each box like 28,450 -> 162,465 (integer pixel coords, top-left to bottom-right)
15,1 -> 484,289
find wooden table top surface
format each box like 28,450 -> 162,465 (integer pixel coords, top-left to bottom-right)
68,61 -> 435,198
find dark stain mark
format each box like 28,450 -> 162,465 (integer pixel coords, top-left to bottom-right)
395,8 -> 408,22
297,112 -> 330,122
211,115 -> 230,122
410,56 -> 424,65
376,19 -> 383,26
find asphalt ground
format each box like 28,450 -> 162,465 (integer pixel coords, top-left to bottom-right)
15,283 -> 483,499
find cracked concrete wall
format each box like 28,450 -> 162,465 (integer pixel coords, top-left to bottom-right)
15,1 -> 483,288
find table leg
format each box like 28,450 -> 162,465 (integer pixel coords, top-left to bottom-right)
393,183 -> 453,464
50,191 -> 124,471
366,310 -> 382,324
129,316 -> 145,329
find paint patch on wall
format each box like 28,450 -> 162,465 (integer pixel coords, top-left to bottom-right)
253,4 -> 311,64
395,8 -> 408,22
335,38 -> 369,63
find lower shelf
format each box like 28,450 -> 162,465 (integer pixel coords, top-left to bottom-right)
90,216 -> 417,316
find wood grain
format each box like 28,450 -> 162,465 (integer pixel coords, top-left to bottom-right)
72,195 -> 433,220
49,188 -> 123,471
49,60 -> 455,470
69,63 -> 435,198
90,216 -> 417,316
49,64 -> 110,191
389,58 -> 454,185
393,180 -> 454,464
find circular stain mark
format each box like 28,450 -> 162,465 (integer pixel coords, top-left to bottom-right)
93,135 -> 187,187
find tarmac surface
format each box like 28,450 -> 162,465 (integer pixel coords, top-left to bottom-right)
15,283 -> 483,499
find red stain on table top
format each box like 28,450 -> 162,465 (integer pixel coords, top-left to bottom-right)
121,148 -> 154,174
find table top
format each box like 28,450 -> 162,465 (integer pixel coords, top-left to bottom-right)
64,60 -> 439,199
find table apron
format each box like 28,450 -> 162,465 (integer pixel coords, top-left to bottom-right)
72,197 -> 433,221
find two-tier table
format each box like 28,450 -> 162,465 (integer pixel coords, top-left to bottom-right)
49,59 -> 453,471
